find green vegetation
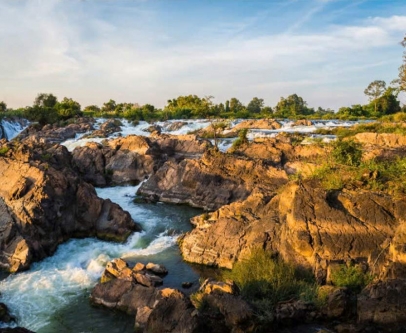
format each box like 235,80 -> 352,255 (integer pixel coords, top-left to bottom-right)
331,139 -> 362,166
330,264 -> 373,293
314,120 -> 406,138
310,139 -> 406,194
230,128 -> 249,151
223,249 -> 317,324
0,146 -> 10,156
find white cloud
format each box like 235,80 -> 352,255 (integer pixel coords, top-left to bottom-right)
0,1 -> 404,110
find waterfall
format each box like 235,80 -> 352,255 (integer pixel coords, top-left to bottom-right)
0,118 -> 29,140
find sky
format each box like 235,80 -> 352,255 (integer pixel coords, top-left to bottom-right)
0,0 -> 405,111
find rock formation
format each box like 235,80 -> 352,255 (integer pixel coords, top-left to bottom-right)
0,141 -> 139,272
72,134 -> 212,186
180,181 -> 406,282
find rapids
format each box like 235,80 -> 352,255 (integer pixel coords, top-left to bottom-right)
0,185 -> 202,332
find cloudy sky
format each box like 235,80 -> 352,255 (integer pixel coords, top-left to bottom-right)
0,0 -> 405,110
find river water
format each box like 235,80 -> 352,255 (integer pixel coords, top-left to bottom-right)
0,185 -> 202,332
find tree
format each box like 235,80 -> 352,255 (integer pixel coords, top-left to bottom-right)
225,100 -> 230,113
34,93 -> 57,109
374,87 -> 400,115
0,101 -> 7,112
274,94 -> 313,117
364,80 -> 386,114
229,98 -> 244,113
56,97 -> 82,119
247,97 -> 264,114
102,99 -> 116,113
84,105 -> 101,114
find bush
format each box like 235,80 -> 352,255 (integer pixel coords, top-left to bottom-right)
231,128 -> 248,150
330,264 -> 373,293
332,139 -> 362,166
0,146 -> 10,156
223,249 -> 316,311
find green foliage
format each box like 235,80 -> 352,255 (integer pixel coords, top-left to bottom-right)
330,264 -> 373,293
311,163 -> 344,190
0,147 -> 10,156
273,94 -> 314,118
231,128 -> 248,150
247,97 -> 264,114
332,139 -> 362,166
56,97 -> 82,119
223,249 -> 317,322
0,101 -> 7,112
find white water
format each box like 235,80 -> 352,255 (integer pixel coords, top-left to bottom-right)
61,118 -> 358,152
0,185 -> 200,332
0,119 -> 29,140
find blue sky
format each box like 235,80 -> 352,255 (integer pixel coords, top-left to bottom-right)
0,0 -> 405,110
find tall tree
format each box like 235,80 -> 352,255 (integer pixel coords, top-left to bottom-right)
247,97 -> 264,114
56,97 -> 81,119
34,93 -> 57,109
229,98 -> 244,113
364,80 -> 386,114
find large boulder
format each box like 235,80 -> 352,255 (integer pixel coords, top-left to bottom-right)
0,141 -> 138,272
357,279 -> 406,331
138,150 -> 288,210
72,134 -> 211,186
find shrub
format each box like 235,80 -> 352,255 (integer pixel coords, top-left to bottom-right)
332,139 -> 362,166
0,146 -> 10,156
330,264 -> 373,293
223,249 -> 317,311
231,128 -> 248,150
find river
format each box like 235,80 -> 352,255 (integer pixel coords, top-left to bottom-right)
0,185 -> 202,332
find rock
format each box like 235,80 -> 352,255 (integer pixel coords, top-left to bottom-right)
355,132 -> 406,148
145,289 -> 203,333
146,262 -> 168,275
180,180 -> 406,275
143,124 -> 162,134
182,282 -> 193,289
275,300 -> 316,324
232,119 -> 282,131
199,278 -> 238,295
0,328 -> 35,333
357,279 -> 406,330
83,119 -> 122,138
139,150 -> 288,210
293,119 -> 313,126
135,306 -> 153,330
17,117 -> 94,144
0,142 -> 138,272
0,302 -> 13,323
325,287 -> 351,319
164,121 -> 188,132
72,134 -> 211,186
133,262 -> 146,272
134,273 -> 163,287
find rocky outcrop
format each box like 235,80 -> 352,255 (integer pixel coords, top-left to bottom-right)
357,279 -> 406,331
0,141 -> 138,272
72,134 -> 211,186
354,132 -> 406,148
232,119 -> 281,131
293,119 -> 313,127
82,119 -> 122,138
17,118 -> 94,144
230,137 -> 328,167
138,150 -> 288,210
180,181 -> 406,280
